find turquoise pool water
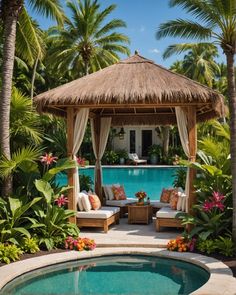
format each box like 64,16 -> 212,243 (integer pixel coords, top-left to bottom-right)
1,255 -> 209,295
57,167 -> 181,200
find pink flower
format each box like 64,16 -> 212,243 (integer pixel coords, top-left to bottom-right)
202,201 -> 214,212
77,157 -> 86,167
212,191 -> 225,202
188,238 -> 197,252
40,153 -> 58,165
214,201 -> 225,211
55,194 -> 69,207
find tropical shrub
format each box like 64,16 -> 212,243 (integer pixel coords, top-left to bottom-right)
102,150 -> 118,164
33,179 -> 80,250
215,236 -> 235,257
79,174 -> 93,191
0,195 -> 41,245
21,238 -> 40,254
172,167 -> 186,189
0,243 -> 23,264
196,239 -> 217,254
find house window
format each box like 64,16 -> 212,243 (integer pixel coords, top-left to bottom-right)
129,130 -> 136,153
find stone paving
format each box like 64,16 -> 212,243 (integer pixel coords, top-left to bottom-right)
79,217 -> 180,247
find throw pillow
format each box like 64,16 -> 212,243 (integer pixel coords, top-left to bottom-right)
103,184 -> 120,200
81,194 -> 92,212
112,185 -> 127,200
160,188 -> 175,203
181,193 -> 187,212
77,192 -> 87,211
169,191 -> 179,210
89,194 -> 101,210
176,192 -> 183,211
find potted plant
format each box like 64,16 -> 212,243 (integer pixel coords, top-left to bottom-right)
148,144 -> 162,164
116,149 -> 128,165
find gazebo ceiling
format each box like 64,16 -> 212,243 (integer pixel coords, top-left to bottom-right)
34,54 -> 225,125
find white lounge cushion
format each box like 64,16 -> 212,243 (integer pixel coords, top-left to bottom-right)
156,206 -> 182,219
77,192 -> 87,211
81,194 -> 92,212
76,206 -> 120,219
151,201 -> 170,209
105,198 -> 136,207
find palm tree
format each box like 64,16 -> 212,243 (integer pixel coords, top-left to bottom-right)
0,0 -> 64,195
47,0 -> 130,77
164,43 -> 220,87
156,0 -> 236,243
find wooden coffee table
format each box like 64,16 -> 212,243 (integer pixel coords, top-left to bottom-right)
128,204 -> 153,224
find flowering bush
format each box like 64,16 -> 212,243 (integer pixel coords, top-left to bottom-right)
65,236 -> 96,251
167,236 -> 196,252
202,191 -> 225,212
135,191 -> 147,200
40,153 -> 58,165
55,194 -> 69,207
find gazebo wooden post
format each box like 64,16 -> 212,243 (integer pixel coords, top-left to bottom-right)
66,107 -> 76,224
187,106 -> 197,215
94,116 -> 103,200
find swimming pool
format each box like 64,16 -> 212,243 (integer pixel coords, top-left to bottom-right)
57,166 -> 181,200
1,255 -> 209,295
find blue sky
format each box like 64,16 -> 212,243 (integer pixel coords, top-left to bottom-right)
27,0 -> 225,68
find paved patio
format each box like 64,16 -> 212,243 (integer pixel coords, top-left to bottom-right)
79,217 -> 180,248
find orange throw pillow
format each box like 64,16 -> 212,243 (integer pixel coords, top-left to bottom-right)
160,188 -> 174,203
169,191 -> 179,210
112,186 -> 127,200
89,194 -> 101,210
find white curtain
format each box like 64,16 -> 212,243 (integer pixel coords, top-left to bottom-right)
72,108 -> 89,196
175,107 -> 191,212
91,117 -> 112,188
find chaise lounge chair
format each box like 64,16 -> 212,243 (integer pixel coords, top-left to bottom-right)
128,153 -> 147,165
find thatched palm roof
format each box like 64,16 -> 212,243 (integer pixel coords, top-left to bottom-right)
34,54 -> 225,125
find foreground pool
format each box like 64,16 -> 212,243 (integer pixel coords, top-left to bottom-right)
1,255 -> 209,295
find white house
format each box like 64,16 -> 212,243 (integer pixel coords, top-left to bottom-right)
113,126 -> 162,158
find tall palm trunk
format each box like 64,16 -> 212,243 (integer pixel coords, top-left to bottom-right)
226,52 -> 236,243
0,1 -> 22,195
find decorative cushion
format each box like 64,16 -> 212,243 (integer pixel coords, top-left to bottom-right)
169,190 -> 179,210
176,192 -> 183,211
103,184 -> 120,200
76,206 -> 120,219
160,188 -> 175,203
81,194 -> 92,212
181,193 -> 187,212
77,192 -> 87,211
89,194 -> 101,210
112,185 -> 127,200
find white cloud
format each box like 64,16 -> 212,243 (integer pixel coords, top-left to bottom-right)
149,48 -> 160,54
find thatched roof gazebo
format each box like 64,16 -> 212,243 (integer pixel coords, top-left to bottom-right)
34,54 -> 225,223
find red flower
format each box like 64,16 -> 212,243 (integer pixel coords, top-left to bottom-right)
55,194 -> 69,207
40,153 -> 58,165
202,201 -> 214,212
212,191 -> 225,202
77,157 -> 86,167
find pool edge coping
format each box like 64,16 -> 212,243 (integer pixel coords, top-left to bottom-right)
0,248 -> 235,295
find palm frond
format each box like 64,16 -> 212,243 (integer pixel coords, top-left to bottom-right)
156,19 -> 212,40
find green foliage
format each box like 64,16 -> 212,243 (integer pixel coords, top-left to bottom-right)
0,196 -> 41,245
196,239 -> 217,255
0,243 -> 23,264
215,236 -> 235,257
21,237 -> 40,254
148,144 -> 162,157
33,180 -> 80,250
116,149 -> 128,159
172,167 -> 186,188
47,0 -> 130,77
79,174 -> 93,191
103,150 -> 118,164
